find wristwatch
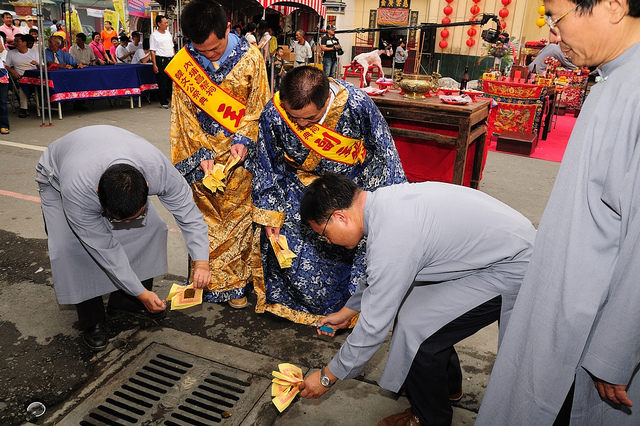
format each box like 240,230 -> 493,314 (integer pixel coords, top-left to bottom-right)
320,366 -> 334,388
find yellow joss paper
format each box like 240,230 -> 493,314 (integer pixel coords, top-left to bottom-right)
268,235 -> 297,268
272,386 -> 300,412
271,363 -> 304,412
202,156 -> 240,193
166,283 -> 203,310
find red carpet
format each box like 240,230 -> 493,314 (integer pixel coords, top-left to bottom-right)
488,114 -> 577,163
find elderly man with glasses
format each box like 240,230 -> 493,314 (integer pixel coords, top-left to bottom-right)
36,126 -> 211,352
476,0 -> 640,424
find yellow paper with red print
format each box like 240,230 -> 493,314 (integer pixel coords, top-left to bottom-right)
166,48 -> 247,134
166,283 -> 203,310
271,363 -> 303,412
273,91 -> 366,165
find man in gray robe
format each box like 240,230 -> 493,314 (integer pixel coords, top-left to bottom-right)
36,126 -> 211,351
296,173 -> 536,426
476,0 -> 640,424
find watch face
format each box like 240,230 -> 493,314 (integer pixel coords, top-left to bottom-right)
321,375 -> 331,387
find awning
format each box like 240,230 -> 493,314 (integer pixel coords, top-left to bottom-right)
259,0 -> 326,18
268,4 -> 298,16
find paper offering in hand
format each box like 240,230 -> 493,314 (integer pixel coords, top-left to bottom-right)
202,155 -> 240,193
268,235 -> 297,269
271,363 -> 303,412
166,283 -> 203,310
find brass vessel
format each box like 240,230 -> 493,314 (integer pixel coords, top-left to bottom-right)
398,72 -> 441,99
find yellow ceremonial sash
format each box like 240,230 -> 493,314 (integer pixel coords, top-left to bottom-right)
273,91 -> 366,165
165,47 -> 246,133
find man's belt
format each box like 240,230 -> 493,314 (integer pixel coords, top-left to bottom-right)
273,91 -> 366,165
165,47 -> 246,133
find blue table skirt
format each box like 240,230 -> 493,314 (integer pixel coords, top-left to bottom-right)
20,64 -> 158,102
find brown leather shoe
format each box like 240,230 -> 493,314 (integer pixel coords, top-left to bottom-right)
377,408 -> 420,426
228,296 -> 248,309
449,390 -> 464,402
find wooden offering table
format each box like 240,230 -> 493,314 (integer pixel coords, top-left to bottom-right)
372,91 -> 490,189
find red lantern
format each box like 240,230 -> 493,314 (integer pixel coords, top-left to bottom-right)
501,0 -> 511,5
439,40 -> 448,49
466,38 -> 476,47
473,0 -> 482,3
441,17 -> 451,24
467,27 -> 477,37
470,5 -> 480,15
444,5 -> 453,15
499,7 -> 510,18
500,20 -> 507,29
446,0 -> 455,3
440,29 -> 450,39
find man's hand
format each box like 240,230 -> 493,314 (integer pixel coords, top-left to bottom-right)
199,159 -> 215,173
230,144 -> 247,162
191,260 -> 211,289
137,289 -> 167,313
317,307 -> 358,336
298,369 -> 334,399
77,63 -> 84,69
264,226 -> 281,240
153,64 -> 159,73
593,378 -> 633,407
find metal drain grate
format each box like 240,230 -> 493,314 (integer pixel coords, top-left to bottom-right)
61,343 -> 271,425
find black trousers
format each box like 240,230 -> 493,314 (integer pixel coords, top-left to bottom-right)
75,278 -> 154,330
404,295 -> 502,426
155,56 -> 173,106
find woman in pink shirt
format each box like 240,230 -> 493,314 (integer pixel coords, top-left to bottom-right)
89,32 -> 113,64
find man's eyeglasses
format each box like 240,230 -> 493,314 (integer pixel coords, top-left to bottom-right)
318,211 -> 334,243
545,3 -> 580,35
103,204 -> 147,223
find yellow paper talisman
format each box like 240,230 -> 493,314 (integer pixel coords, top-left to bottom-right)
165,48 -> 246,133
271,363 -> 303,412
202,155 -> 241,193
268,235 -> 297,268
166,283 -> 203,310
273,91 -> 366,165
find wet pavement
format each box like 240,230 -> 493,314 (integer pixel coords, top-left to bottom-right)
0,95 -> 561,425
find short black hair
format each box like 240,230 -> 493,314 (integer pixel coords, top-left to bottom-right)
570,0 -> 640,17
246,22 -> 256,33
22,33 -> 34,44
142,38 -> 150,50
119,34 -> 129,42
280,66 -> 329,110
29,28 -> 38,35
2,12 -> 12,19
181,0 -> 227,44
76,32 -> 86,42
300,173 -> 360,224
98,164 -> 148,219
155,15 -> 165,26
105,20 -> 112,26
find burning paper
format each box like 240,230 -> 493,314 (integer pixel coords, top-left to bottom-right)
166,283 -> 203,310
271,363 -> 303,412
268,235 -> 297,269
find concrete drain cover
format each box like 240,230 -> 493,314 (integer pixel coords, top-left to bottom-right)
62,343 -> 271,425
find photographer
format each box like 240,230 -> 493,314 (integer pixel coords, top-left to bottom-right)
321,24 -> 341,78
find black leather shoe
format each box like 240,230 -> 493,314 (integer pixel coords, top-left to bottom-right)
83,322 -> 108,351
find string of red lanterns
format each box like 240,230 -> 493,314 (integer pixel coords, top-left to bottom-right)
439,0 -> 454,50
466,0 -> 482,48
499,0 -> 511,30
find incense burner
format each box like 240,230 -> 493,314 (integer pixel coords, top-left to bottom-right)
398,72 -> 441,99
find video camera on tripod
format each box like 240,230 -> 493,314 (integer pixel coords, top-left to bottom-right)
479,14 -> 510,44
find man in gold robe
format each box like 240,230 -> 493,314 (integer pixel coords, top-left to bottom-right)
169,0 -> 270,308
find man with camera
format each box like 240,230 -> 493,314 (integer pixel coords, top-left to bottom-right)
321,24 -> 342,78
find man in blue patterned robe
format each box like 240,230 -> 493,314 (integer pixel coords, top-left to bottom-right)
245,66 -> 406,325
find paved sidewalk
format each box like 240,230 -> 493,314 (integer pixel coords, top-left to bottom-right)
0,98 -> 560,425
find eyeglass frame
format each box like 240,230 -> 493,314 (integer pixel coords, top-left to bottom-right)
318,211 -> 334,243
545,2 -> 581,35
102,203 -> 148,223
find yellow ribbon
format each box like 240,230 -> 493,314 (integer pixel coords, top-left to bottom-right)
165,47 -> 246,133
273,91 -> 366,165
